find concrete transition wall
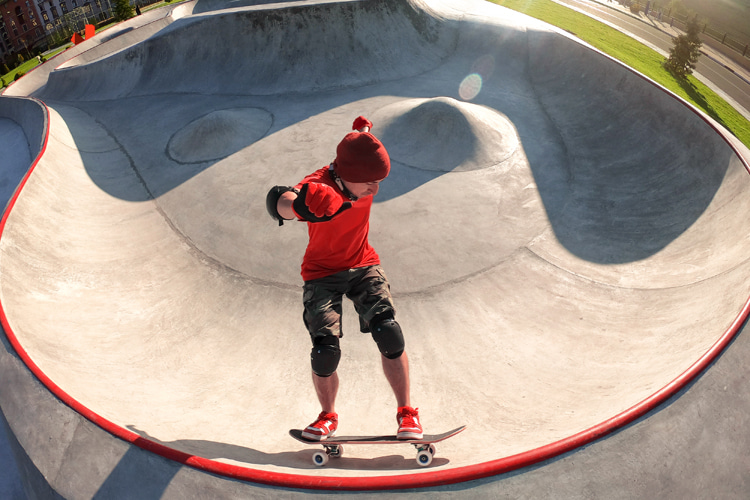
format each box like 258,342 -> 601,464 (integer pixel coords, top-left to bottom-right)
42,0 -> 457,100
0,97 -> 47,160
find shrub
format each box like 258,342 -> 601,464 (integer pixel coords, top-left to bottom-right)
113,0 -> 135,21
14,71 -> 25,81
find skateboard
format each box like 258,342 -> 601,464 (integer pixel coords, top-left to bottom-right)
289,425 -> 466,467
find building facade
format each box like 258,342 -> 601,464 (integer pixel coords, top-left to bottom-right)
0,0 -> 46,64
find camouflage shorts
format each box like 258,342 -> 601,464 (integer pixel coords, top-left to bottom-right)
302,265 -> 395,341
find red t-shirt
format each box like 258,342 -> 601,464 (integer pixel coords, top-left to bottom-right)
295,166 -> 380,281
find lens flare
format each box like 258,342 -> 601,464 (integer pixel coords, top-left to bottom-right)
459,73 -> 483,101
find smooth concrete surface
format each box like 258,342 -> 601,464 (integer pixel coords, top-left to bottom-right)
1,0 -> 750,496
1,306 -> 748,498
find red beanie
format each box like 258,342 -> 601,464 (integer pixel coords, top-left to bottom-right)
334,132 -> 391,183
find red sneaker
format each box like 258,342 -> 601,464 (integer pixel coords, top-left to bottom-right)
301,411 -> 338,441
397,406 -> 423,439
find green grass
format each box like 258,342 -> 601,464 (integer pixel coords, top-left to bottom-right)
2,58 -> 43,87
493,0 -> 750,148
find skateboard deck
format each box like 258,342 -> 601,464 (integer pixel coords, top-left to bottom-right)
289,425 -> 466,466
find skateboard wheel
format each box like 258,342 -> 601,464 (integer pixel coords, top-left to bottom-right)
429,444 -> 436,456
312,451 -> 329,466
416,449 -> 433,467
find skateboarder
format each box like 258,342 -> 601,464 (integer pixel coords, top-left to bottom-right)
266,116 -> 423,442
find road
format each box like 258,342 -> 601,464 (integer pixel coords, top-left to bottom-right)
556,0 -> 750,120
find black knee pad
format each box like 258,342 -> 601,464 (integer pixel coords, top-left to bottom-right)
310,336 -> 341,377
371,318 -> 405,359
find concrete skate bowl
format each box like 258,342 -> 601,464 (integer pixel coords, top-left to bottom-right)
1,0 -> 750,494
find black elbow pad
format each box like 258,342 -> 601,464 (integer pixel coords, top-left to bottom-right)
266,185 -> 294,226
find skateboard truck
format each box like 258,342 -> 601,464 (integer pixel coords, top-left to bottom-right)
313,441 -> 438,467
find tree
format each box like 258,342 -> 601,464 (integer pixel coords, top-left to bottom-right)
664,17 -> 703,78
113,0 -> 135,22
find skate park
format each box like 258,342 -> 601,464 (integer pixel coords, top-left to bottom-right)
1,0 -> 750,497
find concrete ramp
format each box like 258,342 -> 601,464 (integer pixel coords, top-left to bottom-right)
1,0 -> 750,493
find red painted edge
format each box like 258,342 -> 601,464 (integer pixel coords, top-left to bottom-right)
1,70 -> 750,491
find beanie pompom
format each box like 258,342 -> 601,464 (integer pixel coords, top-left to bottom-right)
352,116 -> 373,131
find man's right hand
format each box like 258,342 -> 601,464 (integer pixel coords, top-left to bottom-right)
292,183 -> 352,222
